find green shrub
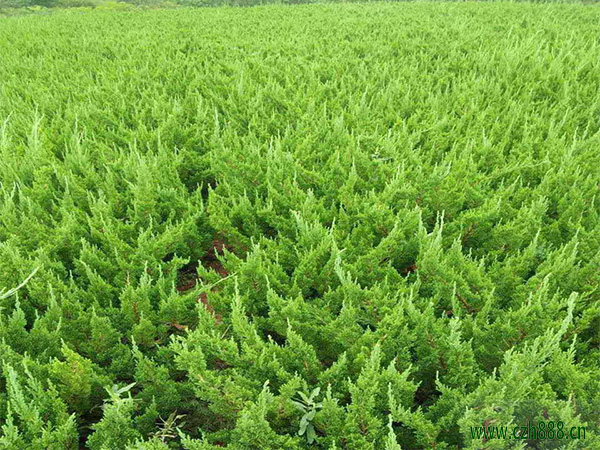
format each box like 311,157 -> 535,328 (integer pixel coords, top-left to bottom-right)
0,3 -> 599,449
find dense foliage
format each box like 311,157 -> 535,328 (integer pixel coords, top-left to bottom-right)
1,3 -> 599,449
1,0 -> 595,16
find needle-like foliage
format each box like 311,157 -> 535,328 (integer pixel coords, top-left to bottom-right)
0,3 -> 599,449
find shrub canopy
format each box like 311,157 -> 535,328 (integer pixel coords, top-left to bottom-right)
0,3 -> 599,449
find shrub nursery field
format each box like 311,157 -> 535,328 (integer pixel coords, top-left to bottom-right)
1,3 -> 600,449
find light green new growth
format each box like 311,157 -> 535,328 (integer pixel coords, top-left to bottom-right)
0,3 -> 599,449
